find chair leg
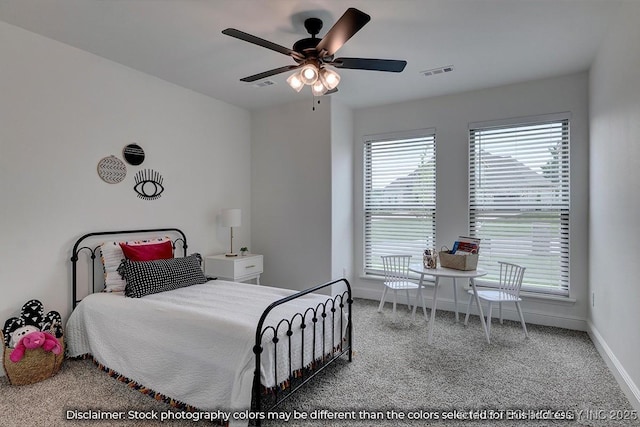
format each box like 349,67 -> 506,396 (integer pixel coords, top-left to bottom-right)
515,301 -> 528,338
464,295 -> 474,325
486,302 -> 493,338
499,302 -> 503,324
378,287 -> 388,313
405,288 -> 412,312
392,289 -> 398,322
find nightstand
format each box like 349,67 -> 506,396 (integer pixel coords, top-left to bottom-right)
204,254 -> 263,284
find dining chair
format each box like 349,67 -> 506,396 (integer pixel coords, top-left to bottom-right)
464,261 -> 528,340
378,255 -> 423,321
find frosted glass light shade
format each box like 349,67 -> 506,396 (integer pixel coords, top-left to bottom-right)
300,64 -> 318,85
286,72 -> 304,92
319,68 -> 340,90
220,208 -> 241,227
312,80 -> 328,96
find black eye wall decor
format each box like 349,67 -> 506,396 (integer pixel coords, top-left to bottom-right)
123,143 -> 145,166
133,169 -> 165,200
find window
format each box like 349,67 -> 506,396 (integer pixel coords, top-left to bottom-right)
363,129 -> 436,275
469,114 -> 570,295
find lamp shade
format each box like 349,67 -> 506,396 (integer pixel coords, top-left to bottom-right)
300,64 -> 318,85
220,208 -> 241,228
286,72 -> 304,92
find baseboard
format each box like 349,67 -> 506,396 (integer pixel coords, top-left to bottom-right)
587,321 -> 640,412
353,285 -> 587,331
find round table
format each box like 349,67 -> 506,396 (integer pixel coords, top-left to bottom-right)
409,265 -> 488,344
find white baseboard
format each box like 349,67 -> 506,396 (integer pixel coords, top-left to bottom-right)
587,321 -> 640,412
353,285 -> 587,331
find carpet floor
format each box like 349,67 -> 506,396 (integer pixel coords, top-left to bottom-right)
1,298 -> 637,427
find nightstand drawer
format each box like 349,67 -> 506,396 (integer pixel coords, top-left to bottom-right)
236,256 -> 262,277
204,254 -> 263,284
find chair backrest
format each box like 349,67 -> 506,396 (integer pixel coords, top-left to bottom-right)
381,255 -> 412,283
498,261 -> 526,296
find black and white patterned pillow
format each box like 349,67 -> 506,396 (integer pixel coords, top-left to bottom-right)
119,253 -> 207,298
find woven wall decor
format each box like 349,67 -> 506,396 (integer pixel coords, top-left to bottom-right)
97,155 -> 127,184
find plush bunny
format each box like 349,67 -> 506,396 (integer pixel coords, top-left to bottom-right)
9,330 -> 62,363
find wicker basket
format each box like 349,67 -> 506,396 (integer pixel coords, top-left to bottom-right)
438,251 -> 479,271
1,332 -> 64,386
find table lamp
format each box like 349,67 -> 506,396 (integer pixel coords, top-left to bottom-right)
220,208 -> 241,257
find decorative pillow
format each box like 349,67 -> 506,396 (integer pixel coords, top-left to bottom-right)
120,240 -> 173,261
101,237 -> 172,292
119,253 -> 207,298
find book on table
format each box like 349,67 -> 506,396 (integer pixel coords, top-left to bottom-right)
451,236 -> 480,254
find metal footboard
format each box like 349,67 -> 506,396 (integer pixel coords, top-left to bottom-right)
252,278 -> 353,424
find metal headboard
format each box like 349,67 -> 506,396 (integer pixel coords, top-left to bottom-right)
70,228 -> 187,309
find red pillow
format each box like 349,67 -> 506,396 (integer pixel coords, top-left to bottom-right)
120,240 -> 174,261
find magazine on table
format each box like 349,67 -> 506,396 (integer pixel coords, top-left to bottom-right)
451,236 -> 480,254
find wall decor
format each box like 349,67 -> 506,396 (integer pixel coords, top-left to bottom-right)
133,169 -> 164,200
97,155 -> 127,184
123,143 -> 145,166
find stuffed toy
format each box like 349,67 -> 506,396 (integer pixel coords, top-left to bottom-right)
7,325 -> 40,349
3,299 -> 63,348
9,331 -> 61,363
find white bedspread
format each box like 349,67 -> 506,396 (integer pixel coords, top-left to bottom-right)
66,280 -> 348,418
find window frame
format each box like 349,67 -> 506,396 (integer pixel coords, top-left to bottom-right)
468,113 -> 570,296
362,128 -> 437,276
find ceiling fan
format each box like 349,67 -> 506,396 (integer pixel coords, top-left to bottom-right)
222,8 -> 407,95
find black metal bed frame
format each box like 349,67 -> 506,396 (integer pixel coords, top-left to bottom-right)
70,228 -> 352,424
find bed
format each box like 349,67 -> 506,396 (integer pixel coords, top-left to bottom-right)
66,228 -> 352,426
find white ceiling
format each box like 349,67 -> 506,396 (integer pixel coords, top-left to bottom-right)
0,0 -> 626,110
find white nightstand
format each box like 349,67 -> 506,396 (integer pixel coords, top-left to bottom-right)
204,254 -> 263,284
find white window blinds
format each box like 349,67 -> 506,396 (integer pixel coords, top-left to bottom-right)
364,130 -> 436,275
469,114 -> 570,295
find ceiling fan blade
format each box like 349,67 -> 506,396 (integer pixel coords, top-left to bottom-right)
222,28 -> 304,61
325,87 -> 338,95
239,65 -> 301,83
315,8 -> 371,57
330,57 -> 407,72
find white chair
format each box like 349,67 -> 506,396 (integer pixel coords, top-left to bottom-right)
464,261 -> 528,340
378,255 -> 424,321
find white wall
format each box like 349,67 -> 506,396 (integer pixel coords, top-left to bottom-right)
588,2 -> 640,410
251,98 -> 333,290
0,21 -> 251,347
330,101 -> 354,288
353,73 -> 590,330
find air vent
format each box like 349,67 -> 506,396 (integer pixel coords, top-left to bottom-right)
420,65 -> 454,77
253,80 -> 276,88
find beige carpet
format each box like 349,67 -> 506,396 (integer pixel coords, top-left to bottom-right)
1,298 -> 638,427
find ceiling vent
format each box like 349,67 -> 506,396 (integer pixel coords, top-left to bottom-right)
253,80 -> 276,88
420,65 -> 454,77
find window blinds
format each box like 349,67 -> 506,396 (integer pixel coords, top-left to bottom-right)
469,115 -> 570,295
364,131 -> 436,275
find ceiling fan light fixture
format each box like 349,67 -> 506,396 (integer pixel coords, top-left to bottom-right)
300,64 -> 319,85
319,68 -> 341,90
311,79 -> 328,96
286,72 -> 304,92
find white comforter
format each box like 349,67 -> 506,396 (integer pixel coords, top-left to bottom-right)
66,280 -> 347,417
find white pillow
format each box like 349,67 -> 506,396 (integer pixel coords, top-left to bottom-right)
100,237 -> 171,292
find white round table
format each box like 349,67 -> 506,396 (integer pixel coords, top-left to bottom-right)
409,265 -> 488,344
